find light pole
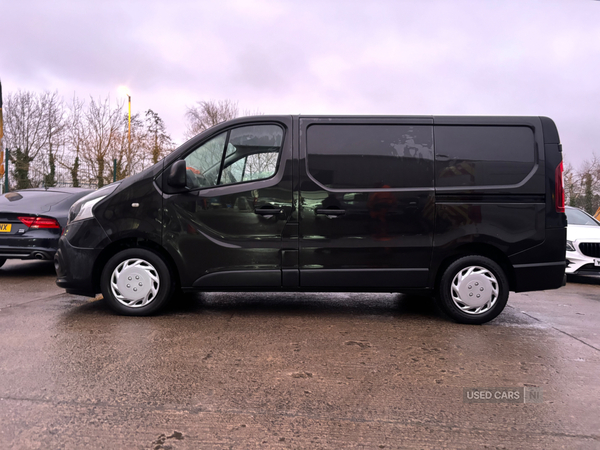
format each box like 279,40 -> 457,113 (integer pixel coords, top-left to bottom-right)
0,79 -> 5,193
117,86 -> 131,182
127,93 -> 131,146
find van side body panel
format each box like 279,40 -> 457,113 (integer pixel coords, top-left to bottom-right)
297,117 -> 436,289
430,116 -> 565,292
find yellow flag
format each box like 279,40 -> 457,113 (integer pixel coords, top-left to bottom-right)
0,151 -> 4,178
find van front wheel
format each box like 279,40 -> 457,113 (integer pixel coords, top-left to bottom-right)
101,248 -> 173,316
437,256 -> 509,324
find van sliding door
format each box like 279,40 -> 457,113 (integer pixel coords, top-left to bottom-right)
298,117 -> 435,289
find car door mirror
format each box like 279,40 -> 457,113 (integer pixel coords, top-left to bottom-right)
167,160 -> 187,189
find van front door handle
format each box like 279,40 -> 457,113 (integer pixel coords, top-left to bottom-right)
315,208 -> 346,216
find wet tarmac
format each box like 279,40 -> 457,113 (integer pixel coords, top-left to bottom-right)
0,259 -> 599,449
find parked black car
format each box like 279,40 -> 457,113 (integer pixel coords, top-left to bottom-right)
55,115 -> 567,324
0,187 -> 93,268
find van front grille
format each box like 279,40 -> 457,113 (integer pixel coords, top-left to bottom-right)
579,242 -> 600,257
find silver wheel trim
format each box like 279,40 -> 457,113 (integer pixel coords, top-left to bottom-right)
450,265 -> 499,315
110,258 -> 160,308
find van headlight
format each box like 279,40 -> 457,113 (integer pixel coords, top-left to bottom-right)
69,196 -> 107,224
566,240 -> 575,252
68,182 -> 121,224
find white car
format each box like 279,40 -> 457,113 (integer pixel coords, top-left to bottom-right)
565,206 -> 600,274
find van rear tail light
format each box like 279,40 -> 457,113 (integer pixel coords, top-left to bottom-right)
555,161 -> 565,213
18,216 -> 61,229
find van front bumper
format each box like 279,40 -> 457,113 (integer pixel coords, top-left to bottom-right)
55,236 -> 102,298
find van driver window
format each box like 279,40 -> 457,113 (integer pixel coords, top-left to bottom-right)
184,133 -> 227,189
183,124 -> 284,190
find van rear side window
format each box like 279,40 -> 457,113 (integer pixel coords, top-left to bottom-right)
306,124 -> 434,189
435,126 -> 536,188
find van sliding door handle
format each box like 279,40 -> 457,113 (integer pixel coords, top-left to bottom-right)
315,208 -> 346,216
255,207 -> 283,215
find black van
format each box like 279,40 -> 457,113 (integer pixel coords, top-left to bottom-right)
55,115 -> 566,324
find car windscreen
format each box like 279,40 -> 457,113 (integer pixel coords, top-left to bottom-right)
566,208 -> 600,226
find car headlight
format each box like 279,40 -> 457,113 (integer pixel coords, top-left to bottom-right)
566,240 -> 575,252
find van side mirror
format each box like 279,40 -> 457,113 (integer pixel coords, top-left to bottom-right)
167,160 -> 187,188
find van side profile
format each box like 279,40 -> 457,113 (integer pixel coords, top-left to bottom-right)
55,115 -> 567,324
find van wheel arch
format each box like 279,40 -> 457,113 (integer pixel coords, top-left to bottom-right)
92,238 -> 180,295
434,245 -> 515,293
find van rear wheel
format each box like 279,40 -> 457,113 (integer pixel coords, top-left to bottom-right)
101,248 -> 174,316
437,255 -> 509,324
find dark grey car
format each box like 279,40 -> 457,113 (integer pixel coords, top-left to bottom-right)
0,188 -> 93,268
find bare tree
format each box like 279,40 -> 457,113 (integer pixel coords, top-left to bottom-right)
145,109 -> 173,164
185,99 -> 239,139
244,152 -> 278,180
566,156 -> 600,215
59,95 -> 88,187
2,92 -> 260,191
583,155 -> 600,215
564,162 -> 579,207
80,96 -> 122,188
3,91 -> 49,188
41,92 -> 65,187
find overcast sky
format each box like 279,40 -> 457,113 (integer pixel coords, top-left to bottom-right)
1,0 -> 599,168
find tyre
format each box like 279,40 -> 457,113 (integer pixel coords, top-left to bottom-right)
437,255 -> 509,324
0,258 -> 6,269
100,248 -> 174,316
